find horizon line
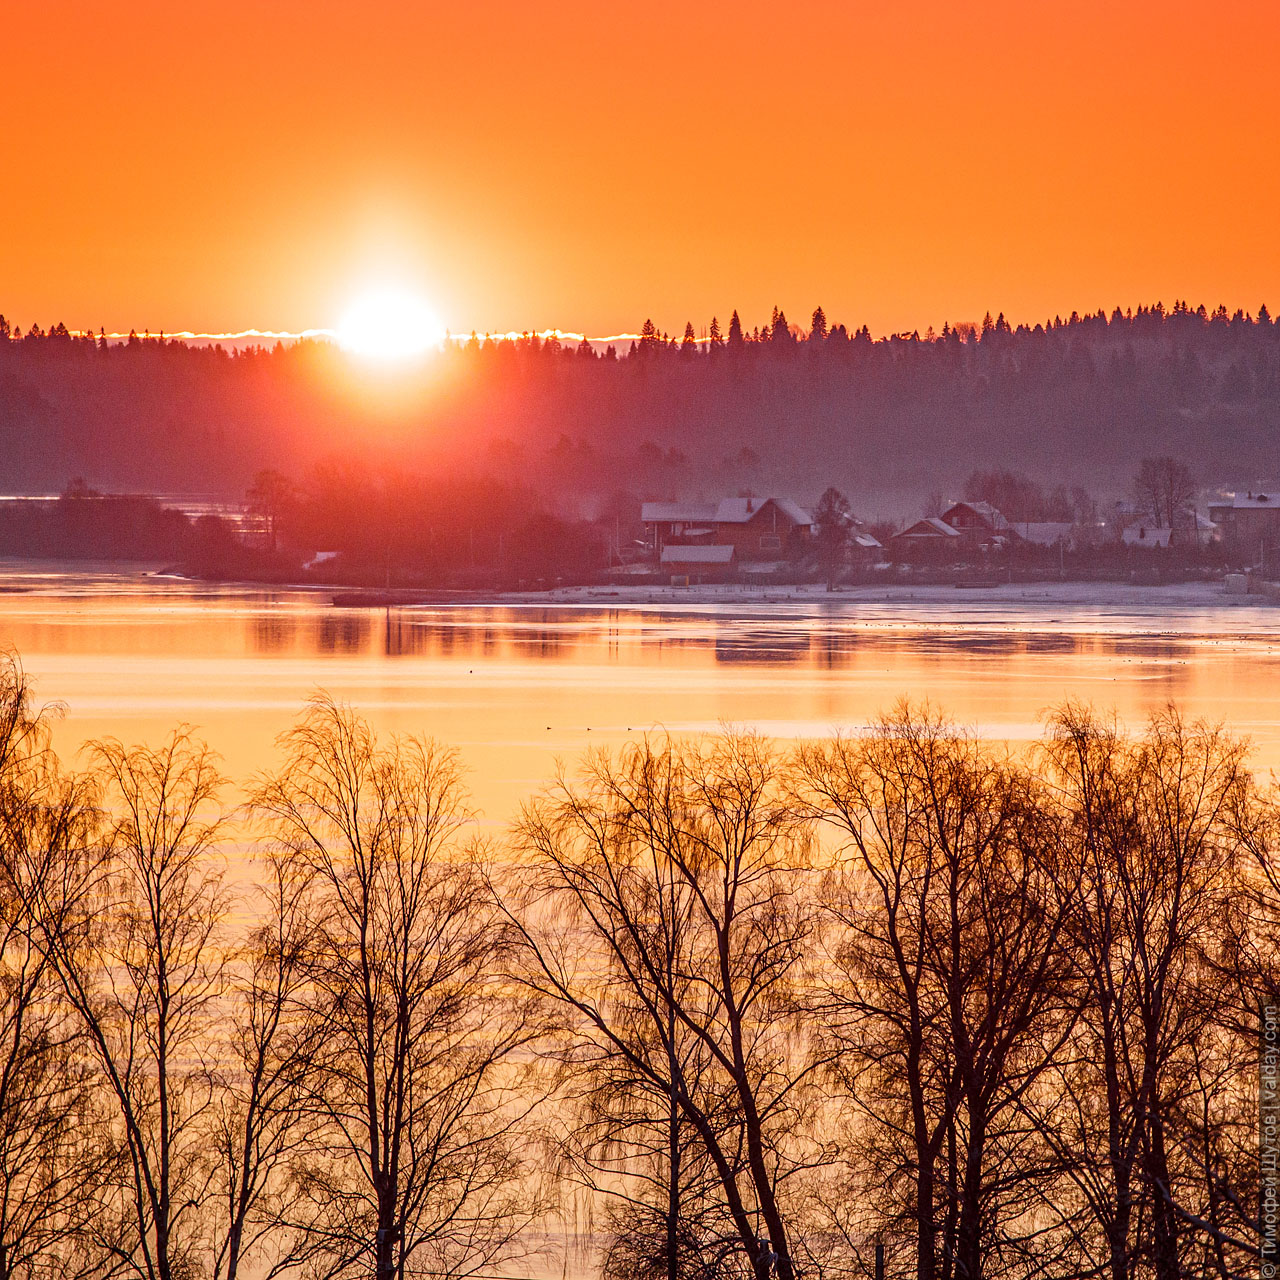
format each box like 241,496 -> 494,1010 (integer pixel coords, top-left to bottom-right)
70,327 -> 649,347
40,299 -> 1273,350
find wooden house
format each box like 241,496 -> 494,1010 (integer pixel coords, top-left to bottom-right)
1207,490 -> 1280,561
939,501 -> 1012,551
642,497 -> 813,561
889,517 -> 963,562
660,543 -> 737,583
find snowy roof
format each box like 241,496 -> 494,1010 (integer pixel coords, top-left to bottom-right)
852,532 -> 883,549
713,497 -> 813,525
1213,491 -> 1280,509
660,544 -> 736,564
1121,523 -> 1173,547
942,500 -> 1011,530
774,498 -> 814,525
896,517 -> 962,538
642,501 -> 717,523
643,497 -> 812,525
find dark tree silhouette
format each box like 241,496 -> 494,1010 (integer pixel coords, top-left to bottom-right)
812,487 -> 851,590
0,658 -> 110,1280
32,732 -> 230,1280
245,469 -> 295,552
251,698 -> 542,1280
1132,456 -> 1195,530
797,707 -> 1076,1280
505,735 -> 823,1280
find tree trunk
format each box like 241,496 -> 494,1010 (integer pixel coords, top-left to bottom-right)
940,1119 -> 958,1280
955,1111 -> 984,1280
1146,1117 -> 1180,1280
1102,1000 -> 1132,1280
1107,1169 -> 1132,1280
375,1177 -> 399,1280
916,1162 -> 937,1280
667,1074 -> 679,1280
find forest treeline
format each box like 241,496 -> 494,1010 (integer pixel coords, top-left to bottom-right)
0,479 -> 602,586
2,302 -> 1279,514
0,653 -> 1275,1280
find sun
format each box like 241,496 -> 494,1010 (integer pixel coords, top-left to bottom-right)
334,286 -> 446,362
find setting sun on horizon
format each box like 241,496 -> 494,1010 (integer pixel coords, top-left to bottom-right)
334,285 -> 446,362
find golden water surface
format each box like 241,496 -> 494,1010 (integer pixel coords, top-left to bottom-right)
4,570 -> 1280,832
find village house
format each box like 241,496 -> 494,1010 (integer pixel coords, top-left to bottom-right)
888,516 -> 963,562
887,500 -> 1017,564
938,501 -> 1013,552
850,529 -> 885,563
640,501 -> 719,550
659,543 -> 737,583
1121,522 -> 1174,548
1207,490 -> 1280,563
641,496 -> 814,560
1110,500 -> 1215,551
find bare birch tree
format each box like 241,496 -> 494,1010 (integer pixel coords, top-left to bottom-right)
1042,704 -> 1256,1280
252,696 -> 541,1280
796,705 -> 1076,1280
32,730 -> 229,1280
0,656 -> 112,1280
210,850 -> 316,1280
504,734 -> 824,1280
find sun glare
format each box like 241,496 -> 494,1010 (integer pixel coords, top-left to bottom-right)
334,286 -> 445,363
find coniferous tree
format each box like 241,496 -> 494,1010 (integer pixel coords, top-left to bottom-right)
812,486 -> 850,589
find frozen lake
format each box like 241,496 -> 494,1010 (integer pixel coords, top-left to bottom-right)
3,567 -> 1280,825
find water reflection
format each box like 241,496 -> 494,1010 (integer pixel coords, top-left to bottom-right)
714,629 -> 811,664
252,615 -> 294,652
2,577 -> 1279,823
315,614 -> 370,654
282,609 -> 1210,679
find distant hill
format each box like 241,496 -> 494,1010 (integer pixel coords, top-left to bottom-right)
2,303 -> 1277,518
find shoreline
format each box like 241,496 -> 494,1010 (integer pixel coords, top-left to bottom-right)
0,560 -> 1276,629
486,579 -> 1273,610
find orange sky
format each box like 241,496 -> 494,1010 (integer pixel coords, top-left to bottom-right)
4,0 -> 1278,340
